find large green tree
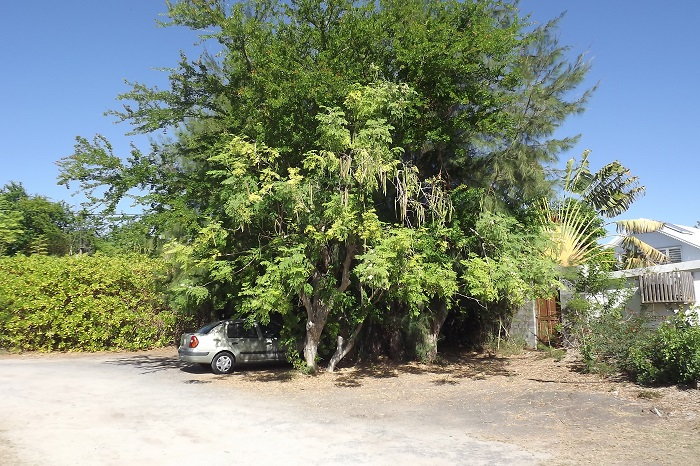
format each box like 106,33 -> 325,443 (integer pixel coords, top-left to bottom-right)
164,82 -> 455,370
62,1 -> 589,211
59,0 -> 587,367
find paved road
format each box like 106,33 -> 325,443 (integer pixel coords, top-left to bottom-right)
0,353 -> 543,465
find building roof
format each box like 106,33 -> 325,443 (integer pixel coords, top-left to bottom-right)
607,221 -> 700,250
610,259 -> 700,278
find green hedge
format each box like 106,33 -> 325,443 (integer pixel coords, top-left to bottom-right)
0,254 -> 179,351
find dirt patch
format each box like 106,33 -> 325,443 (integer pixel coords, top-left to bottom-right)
196,350 -> 699,465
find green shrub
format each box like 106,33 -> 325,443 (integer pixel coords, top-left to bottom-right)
628,315 -> 700,385
573,306 -> 699,386
577,310 -> 654,375
0,254 -> 180,351
562,261 -> 699,386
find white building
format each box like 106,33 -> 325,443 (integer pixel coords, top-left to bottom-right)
609,222 -> 700,322
510,222 -> 700,348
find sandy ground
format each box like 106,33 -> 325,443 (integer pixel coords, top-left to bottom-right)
1,348 -> 698,465
0,350 -> 538,465
193,349 -> 700,465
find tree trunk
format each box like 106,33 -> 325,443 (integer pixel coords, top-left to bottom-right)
423,332 -> 440,362
299,243 -> 356,373
327,319 -> 364,372
388,301 -> 405,361
422,301 -> 449,363
301,299 -> 330,373
303,321 -> 321,371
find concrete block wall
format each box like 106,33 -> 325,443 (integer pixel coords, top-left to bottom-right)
510,300 -> 537,349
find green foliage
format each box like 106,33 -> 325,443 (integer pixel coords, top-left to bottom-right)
461,212 -> 559,307
578,311 -> 700,386
0,254 -> 180,351
563,150 -> 645,218
628,314 -> 700,385
564,262 -> 700,386
562,260 -> 640,368
239,244 -> 314,319
540,152 -> 644,270
60,0 -> 590,215
0,182 -> 82,256
163,83 -> 453,339
355,227 -> 457,316
0,198 -> 24,255
577,309 -> 653,376
94,217 -> 161,256
56,1 -> 592,365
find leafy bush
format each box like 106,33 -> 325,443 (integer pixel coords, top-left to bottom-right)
577,309 -> 653,375
628,315 -> 700,385
0,254 -> 180,351
571,302 -> 699,386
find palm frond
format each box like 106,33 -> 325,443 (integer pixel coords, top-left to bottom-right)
540,198 -> 605,267
563,152 -> 646,218
615,219 -> 664,235
583,161 -> 645,217
620,236 -> 669,267
563,150 -> 593,194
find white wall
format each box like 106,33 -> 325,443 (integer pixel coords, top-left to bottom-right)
632,231 -> 700,261
612,272 -> 700,324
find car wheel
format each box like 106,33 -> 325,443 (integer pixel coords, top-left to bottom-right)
211,352 -> 235,374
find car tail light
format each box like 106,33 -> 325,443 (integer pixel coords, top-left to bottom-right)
189,335 -> 199,348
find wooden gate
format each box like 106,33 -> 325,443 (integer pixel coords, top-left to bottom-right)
536,297 -> 561,345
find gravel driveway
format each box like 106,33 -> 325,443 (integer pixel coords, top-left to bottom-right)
0,352 -> 543,465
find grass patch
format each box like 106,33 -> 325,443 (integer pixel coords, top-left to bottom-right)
637,390 -> 663,400
484,336 -> 527,357
585,361 -> 618,377
536,343 -> 566,362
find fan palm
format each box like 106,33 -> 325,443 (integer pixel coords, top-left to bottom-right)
542,152 -> 666,269
539,198 -> 606,267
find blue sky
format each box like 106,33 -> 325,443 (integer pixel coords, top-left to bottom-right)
1,1 -> 698,227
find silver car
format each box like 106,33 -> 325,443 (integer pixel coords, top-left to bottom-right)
178,320 -> 284,374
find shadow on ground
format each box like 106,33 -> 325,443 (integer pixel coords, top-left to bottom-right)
103,351 -> 514,387
333,353 -> 512,388
104,355 -> 189,374
104,354 -> 295,380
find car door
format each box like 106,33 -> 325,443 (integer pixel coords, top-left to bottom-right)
259,322 -> 283,361
225,321 -> 265,362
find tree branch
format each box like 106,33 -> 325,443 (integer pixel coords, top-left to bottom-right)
300,291 -> 312,317
327,317 -> 365,372
337,242 -> 356,293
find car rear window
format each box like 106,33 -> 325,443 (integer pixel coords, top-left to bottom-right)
196,321 -> 222,334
